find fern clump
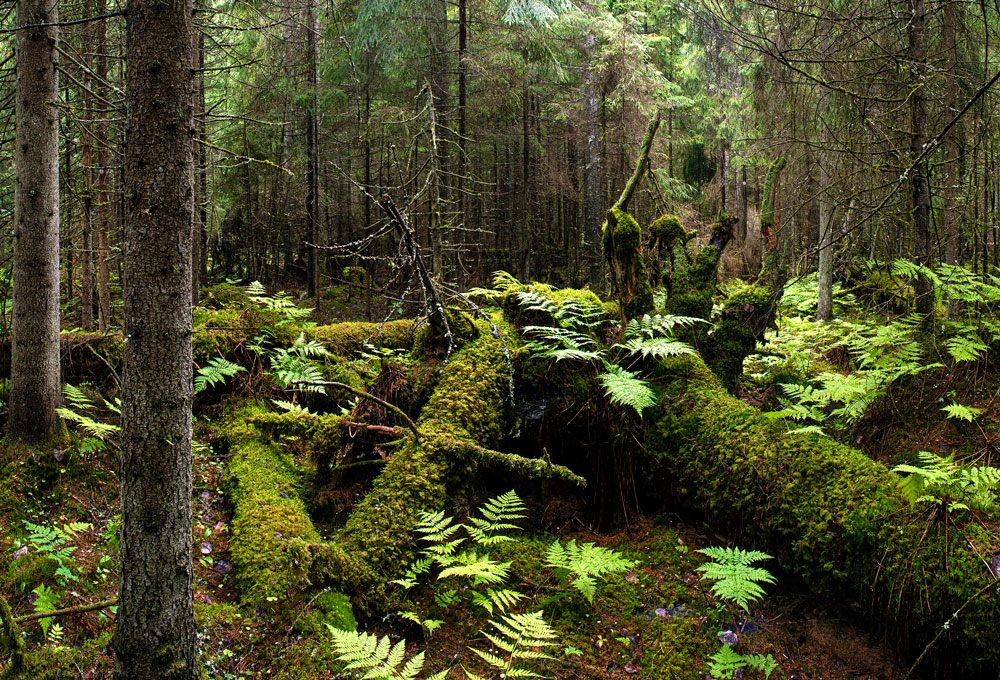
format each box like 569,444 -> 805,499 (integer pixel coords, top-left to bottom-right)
696,546 -> 775,613
327,626 -> 447,680
544,539 -> 636,603
893,451 -> 1000,513
465,611 -> 558,680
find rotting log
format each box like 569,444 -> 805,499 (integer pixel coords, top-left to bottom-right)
647,354 -> 1000,677
310,315 -> 521,606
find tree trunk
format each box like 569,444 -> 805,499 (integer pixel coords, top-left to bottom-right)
943,0 -> 958,266
114,0 -> 197,676
817,96 -> 834,321
96,0 -> 111,332
305,0 -> 320,299
909,0 -> 932,314
10,0 -> 62,443
583,31 -> 603,288
80,0 -> 95,332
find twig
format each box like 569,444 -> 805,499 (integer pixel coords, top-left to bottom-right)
14,598 -> 117,624
290,380 -> 420,440
903,579 -> 999,679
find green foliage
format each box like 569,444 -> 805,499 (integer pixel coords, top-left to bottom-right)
265,332 -> 331,393
465,611 -> 558,680
194,357 -> 247,394
941,402 -> 983,422
695,546 -> 775,613
466,490 -> 527,546
31,584 -> 60,638
18,521 -> 92,586
512,285 -> 694,416
598,365 -> 656,416
56,384 -> 119,443
327,626 -> 447,680
707,644 -> 777,679
892,452 -> 1000,513
544,539 -> 635,603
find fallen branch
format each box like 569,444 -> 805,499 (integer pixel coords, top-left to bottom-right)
14,598 -> 117,624
291,380 -> 420,441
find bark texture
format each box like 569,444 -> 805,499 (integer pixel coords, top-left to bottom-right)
10,0 -> 62,442
114,0 -> 197,677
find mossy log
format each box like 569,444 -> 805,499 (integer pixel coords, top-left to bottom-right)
647,355 -> 1000,677
308,319 -> 415,356
218,403 -> 326,603
220,316 -> 525,611
311,316 -> 520,606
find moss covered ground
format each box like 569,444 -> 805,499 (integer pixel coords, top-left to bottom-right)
4,277 -> 996,679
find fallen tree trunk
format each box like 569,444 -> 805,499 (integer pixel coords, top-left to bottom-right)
647,355 -> 1000,677
311,315 -> 520,606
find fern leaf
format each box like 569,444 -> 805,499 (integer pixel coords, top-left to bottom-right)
599,365 -> 656,416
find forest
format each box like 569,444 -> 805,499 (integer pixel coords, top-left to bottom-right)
2,0 -> 1000,678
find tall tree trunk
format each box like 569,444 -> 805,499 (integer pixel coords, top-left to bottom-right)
115,0 -> 197,676
191,0 -> 201,305
943,0 -> 958,266
583,31 -> 602,288
80,0 -> 95,331
10,0 -> 62,442
909,0 -> 932,314
305,0 -> 320,299
96,0 -> 111,331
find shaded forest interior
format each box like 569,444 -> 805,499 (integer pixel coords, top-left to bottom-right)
3,0 -> 1000,679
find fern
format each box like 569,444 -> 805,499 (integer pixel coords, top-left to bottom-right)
545,540 -> 635,603
599,365 -> 656,416
695,546 -> 775,613
470,588 -> 526,615
465,611 -> 558,680
707,644 -> 778,679
194,357 -> 246,394
893,451 -> 1000,513
615,336 -> 696,360
624,313 -> 707,339
438,551 -> 511,586
942,402 -> 982,422
466,490 -> 527,546
945,335 -> 987,363
327,626 -> 448,680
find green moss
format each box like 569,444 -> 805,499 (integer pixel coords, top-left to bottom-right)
707,281 -> 777,389
13,630 -> 114,679
309,320 -> 415,356
648,354 -> 1000,674
327,316 -> 519,607
218,403 -> 323,603
499,283 -> 616,329
292,590 -> 357,636
602,208 -> 653,319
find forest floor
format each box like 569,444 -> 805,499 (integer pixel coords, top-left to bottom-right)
3,277 -> 989,679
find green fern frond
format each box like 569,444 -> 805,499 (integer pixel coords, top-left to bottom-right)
438,551 -> 511,586
708,644 -> 777,679
545,540 -> 635,603
467,490 -> 526,546
599,365 -> 656,416
194,357 -> 247,394
615,336 -> 696,360
467,611 -> 558,679
624,313 -> 706,339
328,626 -> 432,679
695,546 -> 775,612
63,383 -> 94,410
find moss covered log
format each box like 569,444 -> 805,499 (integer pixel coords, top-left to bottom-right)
218,403 -> 327,602
648,355 -> 1000,676
311,316 -> 520,605
308,320 -> 415,356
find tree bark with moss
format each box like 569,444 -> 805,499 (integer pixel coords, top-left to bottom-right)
602,109 -> 661,320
